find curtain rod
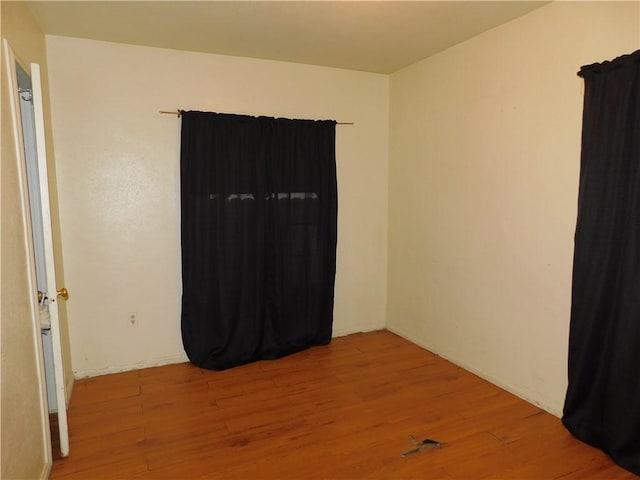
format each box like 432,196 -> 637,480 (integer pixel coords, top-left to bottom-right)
159,110 -> 354,125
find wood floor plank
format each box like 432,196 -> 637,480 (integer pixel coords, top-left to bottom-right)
69,374 -> 141,406
50,330 -> 636,479
67,401 -> 144,441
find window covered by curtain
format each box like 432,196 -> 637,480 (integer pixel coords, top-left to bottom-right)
180,111 -> 337,370
563,50 -> 640,475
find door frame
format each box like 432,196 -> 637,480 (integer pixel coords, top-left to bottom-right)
3,38 -> 70,458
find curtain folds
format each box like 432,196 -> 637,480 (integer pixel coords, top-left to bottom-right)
180,111 -> 337,370
563,50 -> 640,475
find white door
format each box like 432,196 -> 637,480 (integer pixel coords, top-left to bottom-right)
3,40 -> 70,457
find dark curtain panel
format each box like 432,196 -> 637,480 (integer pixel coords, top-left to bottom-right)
180,111 -> 337,370
563,50 -> 640,475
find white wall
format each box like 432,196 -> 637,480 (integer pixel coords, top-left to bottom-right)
387,1 -> 640,415
46,37 -> 389,377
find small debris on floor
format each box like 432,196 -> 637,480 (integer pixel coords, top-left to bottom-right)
401,435 -> 442,457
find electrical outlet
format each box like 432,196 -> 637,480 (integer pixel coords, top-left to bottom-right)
128,312 -> 137,326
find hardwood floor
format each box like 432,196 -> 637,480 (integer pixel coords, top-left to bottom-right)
50,330 -> 634,479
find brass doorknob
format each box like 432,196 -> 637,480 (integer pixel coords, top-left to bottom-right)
57,288 -> 69,300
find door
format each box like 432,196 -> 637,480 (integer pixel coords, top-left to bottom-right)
3,40 -> 70,457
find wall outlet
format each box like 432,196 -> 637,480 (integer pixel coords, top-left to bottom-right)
128,312 -> 137,326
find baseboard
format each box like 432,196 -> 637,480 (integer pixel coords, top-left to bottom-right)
332,324 -> 385,339
386,325 -> 563,418
74,353 -> 189,379
73,330 -> 384,378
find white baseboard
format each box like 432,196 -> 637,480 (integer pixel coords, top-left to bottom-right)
386,325 -> 563,418
72,329 -> 384,379
73,353 -> 189,379
332,324 -> 385,338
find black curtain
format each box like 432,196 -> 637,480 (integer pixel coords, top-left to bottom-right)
563,50 -> 640,475
180,111 -> 337,370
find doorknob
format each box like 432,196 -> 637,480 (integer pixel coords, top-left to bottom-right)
57,287 -> 69,300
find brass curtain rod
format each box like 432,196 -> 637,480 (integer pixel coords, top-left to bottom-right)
159,110 -> 354,125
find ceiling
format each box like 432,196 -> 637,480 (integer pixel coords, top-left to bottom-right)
27,1 -> 548,74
